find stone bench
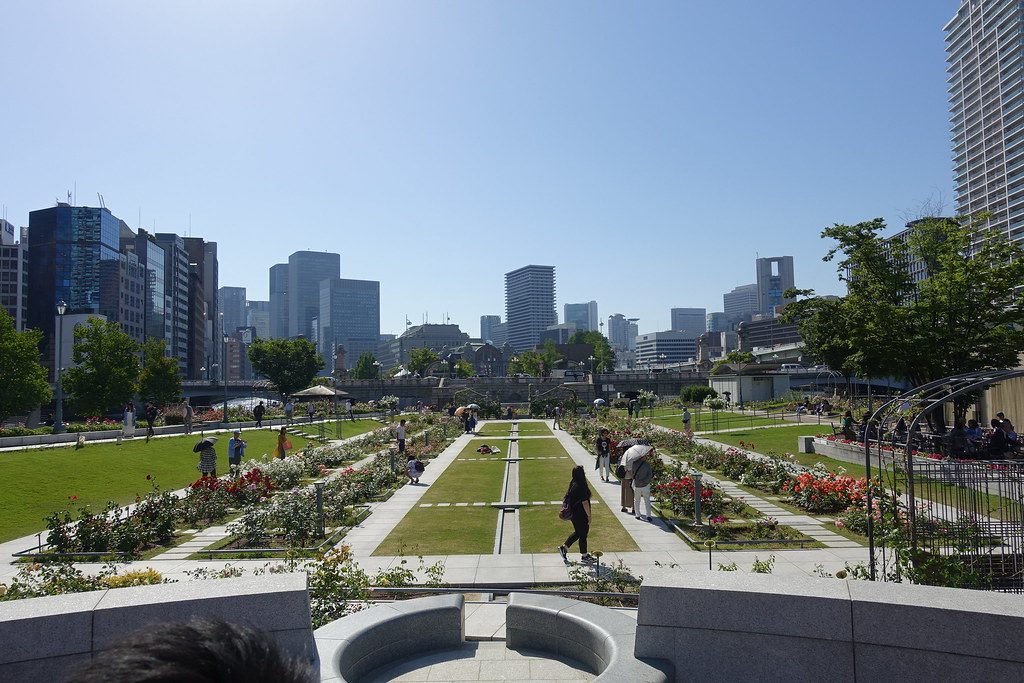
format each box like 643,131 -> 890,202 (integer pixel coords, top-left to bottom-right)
315,594 -> 465,682
506,592 -> 672,682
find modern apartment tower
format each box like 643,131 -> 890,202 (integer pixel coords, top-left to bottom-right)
946,2 -> 1024,245
153,232 -> 191,371
319,277 -> 381,370
755,256 -> 795,315
564,301 -> 598,332
183,237 -> 219,379
287,251 -> 340,340
120,225 -> 167,346
669,307 -> 707,339
607,313 -> 639,352
504,265 -> 556,352
0,221 -> 28,330
269,263 -> 289,339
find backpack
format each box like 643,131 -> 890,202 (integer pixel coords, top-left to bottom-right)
558,495 -> 573,520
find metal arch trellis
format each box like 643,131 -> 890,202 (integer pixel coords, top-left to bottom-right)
863,369 -> 1024,590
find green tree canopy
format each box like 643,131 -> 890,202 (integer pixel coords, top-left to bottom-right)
138,337 -> 182,406
567,330 -> 616,372
508,350 -> 543,376
406,347 -> 439,376
351,352 -> 379,379
538,340 -> 564,377
248,337 -> 323,397
63,317 -> 141,417
0,309 -> 52,423
455,359 -> 474,378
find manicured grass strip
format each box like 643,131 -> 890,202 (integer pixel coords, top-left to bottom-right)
703,425 -> 830,458
651,413 -> 787,433
519,503 -> 639,554
520,458 -> 575,503
418,461 -> 506,504
478,421 -> 551,436
456,439 -> 510,459
0,428 -> 308,543
373,506 -> 498,556
516,438 -> 567,459
331,419 -> 384,440
515,422 -> 553,436
477,422 -> 513,436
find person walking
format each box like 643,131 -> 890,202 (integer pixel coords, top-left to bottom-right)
144,402 -> 158,441
284,400 -> 295,425
682,408 -> 691,433
628,398 -> 637,419
595,428 -> 612,482
196,436 -> 218,479
275,426 -> 290,459
123,402 -> 136,439
227,430 -> 246,475
632,448 -> 655,522
553,404 -> 562,430
396,419 -> 407,456
346,400 -> 355,422
253,401 -> 265,427
558,465 -> 595,564
307,402 -> 316,423
183,400 -> 194,435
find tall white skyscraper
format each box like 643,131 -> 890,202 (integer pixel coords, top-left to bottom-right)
755,256 -> 795,315
723,283 -> 759,320
504,265 -> 556,351
564,301 -> 598,332
946,2 -> 1024,245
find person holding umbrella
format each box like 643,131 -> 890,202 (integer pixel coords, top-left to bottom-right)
194,436 -> 219,479
616,438 -> 651,515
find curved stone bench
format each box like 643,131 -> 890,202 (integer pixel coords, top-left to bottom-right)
315,594 -> 464,682
506,592 -> 672,682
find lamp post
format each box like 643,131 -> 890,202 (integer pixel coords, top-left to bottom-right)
222,334 -> 230,424
588,355 -> 595,375
54,301 -> 67,434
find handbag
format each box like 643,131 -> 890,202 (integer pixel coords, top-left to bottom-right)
558,495 -> 573,520
615,464 -> 627,479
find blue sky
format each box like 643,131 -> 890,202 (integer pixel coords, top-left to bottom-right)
1,1 -> 957,337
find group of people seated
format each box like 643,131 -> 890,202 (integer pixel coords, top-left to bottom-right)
795,397 -> 832,415
839,409 -> 1019,459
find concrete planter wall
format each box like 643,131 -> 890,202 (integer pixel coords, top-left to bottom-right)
635,571 -> 1024,682
0,573 -> 313,681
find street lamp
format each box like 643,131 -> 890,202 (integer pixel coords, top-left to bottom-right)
54,301 -> 67,434
588,355 -> 595,375
222,334 -> 230,424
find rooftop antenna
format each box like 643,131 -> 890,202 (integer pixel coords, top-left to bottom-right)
73,182 -> 76,205
97,193 -> 106,209
188,213 -> 192,237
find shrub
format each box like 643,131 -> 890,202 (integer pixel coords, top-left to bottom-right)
783,465 -> 866,513
103,568 -> 164,588
178,478 -> 233,528
680,385 -> 717,403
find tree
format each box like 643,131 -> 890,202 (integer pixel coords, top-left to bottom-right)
781,289 -> 858,393
248,337 -> 323,398
0,309 -> 52,424
138,337 -> 182,406
509,350 -> 543,376
567,330 -> 617,372
455,359 -> 474,378
351,352 -> 379,380
788,214 -> 1024,423
63,317 -> 140,417
407,348 -> 439,376
538,340 -> 564,377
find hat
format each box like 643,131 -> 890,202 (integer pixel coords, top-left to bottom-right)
233,430 -> 241,435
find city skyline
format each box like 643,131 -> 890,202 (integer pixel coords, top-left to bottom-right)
1,2 -> 955,335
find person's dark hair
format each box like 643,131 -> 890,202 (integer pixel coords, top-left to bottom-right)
599,428 -> 609,436
968,419 -> 979,428
70,618 -> 314,683
567,465 -> 590,497
992,419 -> 1002,428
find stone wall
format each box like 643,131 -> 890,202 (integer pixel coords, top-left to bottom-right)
634,571 -> 1024,682
0,573 -> 313,681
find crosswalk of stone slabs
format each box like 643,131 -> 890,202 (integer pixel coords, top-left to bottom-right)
372,421 -> 637,557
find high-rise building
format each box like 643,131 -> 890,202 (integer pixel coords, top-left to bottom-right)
103,251 -> 145,344
540,323 -> 577,345
269,263 -> 289,339
0,222 -> 28,330
218,286 -> 247,335
635,331 -> 698,366
946,2 -> 1024,245
246,300 -> 270,340
723,283 -> 759,320
504,265 -> 556,352
670,307 -> 707,338
564,301 -> 598,332
27,204 -> 123,373
607,313 -> 639,352
480,315 -> 501,343
183,237 -> 219,378
755,256 -> 795,315
319,277 -> 380,370
377,323 -> 470,370
288,251 -> 340,340
490,322 -> 508,348
120,225 -> 167,346
153,232 -> 191,371
706,312 -> 738,333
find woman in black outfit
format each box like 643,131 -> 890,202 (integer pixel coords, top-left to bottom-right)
558,466 -> 595,564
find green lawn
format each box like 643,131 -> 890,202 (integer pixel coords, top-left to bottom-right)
456,439 -> 510,459
477,422 -> 514,436
373,506 -> 498,556
330,419 -> 384,440
0,428 -> 314,543
477,421 -> 552,436
520,503 -> 639,554
514,422 -> 553,436
702,425 -> 830,458
516,438 -> 566,459
519,458 -> 574,502
651,412 -> 789,433
418,461 -> 506,503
